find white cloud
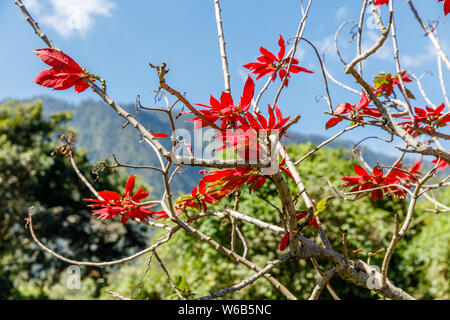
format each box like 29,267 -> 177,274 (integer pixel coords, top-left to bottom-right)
23,0 -> 42,15
316,36 -> 334,54
361,30 -> 392,61
26,0 -> 115,38
401,45 -> 436,68
237,68 -> 248,82
295,47 -> 306,61
335,7 -> 349,21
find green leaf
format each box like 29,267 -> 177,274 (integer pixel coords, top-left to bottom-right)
314,196 -> 331,217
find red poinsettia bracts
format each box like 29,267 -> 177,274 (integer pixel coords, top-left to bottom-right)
342,160 -> 424,201
149,131 -> 169,138
432,158 -> 449,172
33,49 -> 94,93
375,0 -> 390,6
342,164 -> 386,201
406,158 -> 424,181
84,174 -> 161,224
201,167 -> 268,195
199,156 -> 294,198
372,71 -> 413,98
279,156 -> 295,181
384,159 -> 423,194
244,35 -> 313,87
376,0 -> 448,15
326,92 -> 381,129
241,104 -> 291,134
439,0 -> 450,15
413,104 -> 449,124
400,103 -> 449,137
213,104 -> 290,162
191,76 -> 255,129
175,180 -> 223,213
341,164 -> 404,201
280,211 -> 318,251
213,128 -> 262,162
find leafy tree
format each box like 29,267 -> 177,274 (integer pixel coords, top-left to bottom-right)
0,99 -> 150,299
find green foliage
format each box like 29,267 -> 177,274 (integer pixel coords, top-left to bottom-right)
0,99 -> 150,299
2,98 -> 447,300
101,143 -> 448,300
397,187 -> 450,299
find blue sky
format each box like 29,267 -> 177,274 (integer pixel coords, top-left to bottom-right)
0,0 -> 449,157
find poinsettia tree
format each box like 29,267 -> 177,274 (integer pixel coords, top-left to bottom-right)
15,0 -> 449,300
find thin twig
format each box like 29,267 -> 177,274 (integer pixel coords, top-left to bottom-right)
197,254 -> 292,300
273,0 -> 312,106
106,289 -> 131,300
308,268 -> 337,300
406,0 -> 450,70
153,250 -> 185,300
213,0 -> 231,93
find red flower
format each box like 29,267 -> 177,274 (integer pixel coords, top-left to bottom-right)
439,0 -> 450,15
33,49 -> 93,93
296,211 -> 319,229
372,71 -> 412,98
400,103 -> 449,136
213,127 -> 262,162
202,167 -> 267,195
342,164 -> 388,201
326,92 -> 381,129
375,0 -> 390,6
279,232 -> 290,251
375,0 -> 448,15
241,104 -> 291,134
407,158 -> 424,178
191,76 -> 255,129
149,131 -> 169,138
342,161 -> 422,201
280,211 -> 318,251
279,155 -> 295,181
213,104 -> 290,162
84,174 -> 161,224
414,104 -> 449,125
385,160 -> 423,194
432,157 -> 449,172
175,180 -> 223,213
244,35 -> 313,87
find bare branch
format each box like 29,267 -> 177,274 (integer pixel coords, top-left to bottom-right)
213,0 -> 231,93
198,254 -> 292,300
406,0 -> 450,70
308,268 -> 337,300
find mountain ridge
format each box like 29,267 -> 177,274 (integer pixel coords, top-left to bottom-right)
6,95 -> 399,196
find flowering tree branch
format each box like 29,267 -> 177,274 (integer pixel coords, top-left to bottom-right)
15,0 -> 449,301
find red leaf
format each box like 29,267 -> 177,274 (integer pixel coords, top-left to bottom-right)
280,233 -> 290,251
239,76 -> 255,108
150,132 -> 169,138
125,174 -> 136,197
325,117 -> 342,129
354,164 -> 369,177
33,48 -> 89,93
33,49 -> 84,72
98,190 -> 122,201
277,34 -> 285,61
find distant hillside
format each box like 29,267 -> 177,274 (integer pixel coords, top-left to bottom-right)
10,95 -> 399,196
